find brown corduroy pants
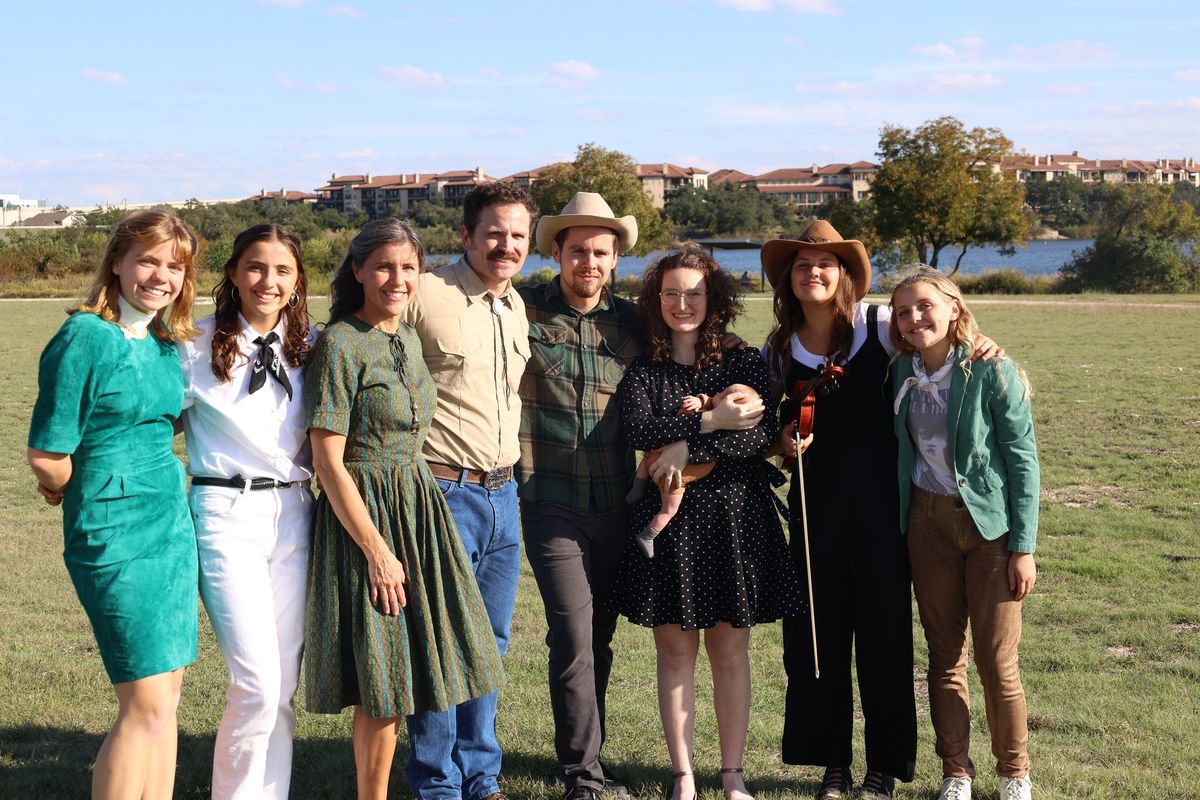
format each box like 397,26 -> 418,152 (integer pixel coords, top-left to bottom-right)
907,486 -> 1031,779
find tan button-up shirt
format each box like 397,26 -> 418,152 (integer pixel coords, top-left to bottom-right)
403,256 -> 530,471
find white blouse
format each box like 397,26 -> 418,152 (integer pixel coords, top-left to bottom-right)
762,301 -> 895,381
179,315 -> 316,482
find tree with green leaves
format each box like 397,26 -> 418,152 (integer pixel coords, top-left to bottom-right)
530,143 -> 669,255
666,182 -> 792,237
1060,183 -> 1199,292
871,116 -> 1027,272
1023,175 -> 1105,232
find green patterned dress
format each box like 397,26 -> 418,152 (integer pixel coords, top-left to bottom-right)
28,312 -> 197,684
304,315 -> 504,717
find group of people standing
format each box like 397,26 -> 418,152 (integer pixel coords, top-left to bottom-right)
27,181 -> 1040,800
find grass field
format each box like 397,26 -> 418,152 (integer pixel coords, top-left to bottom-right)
1,295 -> 1198,799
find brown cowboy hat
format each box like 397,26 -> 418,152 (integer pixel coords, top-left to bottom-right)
534,192 -> 638,256
761,220 -> 871,300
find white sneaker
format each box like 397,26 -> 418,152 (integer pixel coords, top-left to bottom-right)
938,777 -> 972,800
999,775 -> 1032,800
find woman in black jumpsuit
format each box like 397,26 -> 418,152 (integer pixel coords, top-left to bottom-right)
761,222 -> 916,800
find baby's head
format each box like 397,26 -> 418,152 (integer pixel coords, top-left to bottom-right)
712,383 -> 759,404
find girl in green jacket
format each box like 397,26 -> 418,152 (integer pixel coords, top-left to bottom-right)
888,268 -> 1039,800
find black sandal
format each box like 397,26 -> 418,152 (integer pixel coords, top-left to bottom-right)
859,770 -> 895,800
816,766 -> 853,800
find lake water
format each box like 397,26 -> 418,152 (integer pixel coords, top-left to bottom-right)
511,238 -> 1093,287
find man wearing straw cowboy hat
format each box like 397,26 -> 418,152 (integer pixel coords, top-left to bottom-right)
516,192 -> 640,800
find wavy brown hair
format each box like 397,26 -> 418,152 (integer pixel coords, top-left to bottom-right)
74,210 -> 199,342
210,224 -> 310,382
636,249 -> 741,372
764,251 -> 857,372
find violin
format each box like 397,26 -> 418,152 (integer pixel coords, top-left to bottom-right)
782,361 -> 844,680
781,363 -> 845,468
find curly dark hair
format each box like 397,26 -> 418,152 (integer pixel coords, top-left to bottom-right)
462,182 -> 537,235
636,249 -> 742,372
210,224 -> 310,382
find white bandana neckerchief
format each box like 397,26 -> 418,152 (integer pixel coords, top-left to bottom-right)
116,294 -> 157,340
894,349 -> 956,415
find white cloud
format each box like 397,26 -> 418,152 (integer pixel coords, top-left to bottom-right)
1175,69 -> 1200,82
81,68 -> 128,86
545,61 -> 601,90
275,72 -> 342,95
379,65 -> 452,91
717,0 -> 840,13
914,37 -> 986,60
914,42 -> 957,59
924,72 -> 1002,92
1011,40 -> 1116,64
779,0 -> 840,11
327,5 -> 366,18
1045,82 -> 1093,96
481,66 -> 502,80
717,0 -> 772,8
550,60 -> 601,81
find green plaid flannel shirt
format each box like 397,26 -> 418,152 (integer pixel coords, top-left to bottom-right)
516,278 -> 642,514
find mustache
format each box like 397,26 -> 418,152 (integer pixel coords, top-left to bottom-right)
487,247 -> 520,262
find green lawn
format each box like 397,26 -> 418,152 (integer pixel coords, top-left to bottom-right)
1,296 -> 1197,799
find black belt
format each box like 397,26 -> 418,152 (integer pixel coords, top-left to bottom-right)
193,475 -> 296,491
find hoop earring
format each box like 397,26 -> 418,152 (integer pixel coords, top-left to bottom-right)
231,286 -> 239,303
288,293 -> 299,308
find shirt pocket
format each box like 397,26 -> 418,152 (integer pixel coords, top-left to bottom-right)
599,335 -> 640,387
430,335 -> 483,392
508,330 -> 531,394
528,323 -> 570,379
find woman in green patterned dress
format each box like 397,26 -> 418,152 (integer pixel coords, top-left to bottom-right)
27,210 -> 200,800
304,218 -> 505,800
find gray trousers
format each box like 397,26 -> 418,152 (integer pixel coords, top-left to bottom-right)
520,501 -> 628,790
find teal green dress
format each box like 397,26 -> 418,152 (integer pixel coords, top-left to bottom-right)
28,312 -> 198,684
304,316 -> 505,718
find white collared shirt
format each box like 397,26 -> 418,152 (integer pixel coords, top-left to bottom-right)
179,314 -> 316,482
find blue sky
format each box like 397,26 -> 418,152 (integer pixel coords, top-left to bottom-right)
5,0 -> 1199,206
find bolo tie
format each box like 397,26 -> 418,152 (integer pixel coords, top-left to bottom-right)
249,331 -> 293,400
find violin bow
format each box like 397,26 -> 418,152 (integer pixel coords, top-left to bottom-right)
786,363 -> 844,680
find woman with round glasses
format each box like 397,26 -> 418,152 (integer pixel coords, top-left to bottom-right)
607,249 -> 804,800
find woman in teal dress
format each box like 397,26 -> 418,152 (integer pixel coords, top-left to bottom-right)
27,210 -> 200,800
304,218 -> 505,800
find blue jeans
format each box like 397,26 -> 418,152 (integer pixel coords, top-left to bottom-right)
406,476 -> 521,800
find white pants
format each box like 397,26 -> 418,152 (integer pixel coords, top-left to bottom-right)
190,483 -> 313,800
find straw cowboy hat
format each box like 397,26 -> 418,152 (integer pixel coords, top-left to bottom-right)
761,220 -> 871,301
535,192 -> 639,256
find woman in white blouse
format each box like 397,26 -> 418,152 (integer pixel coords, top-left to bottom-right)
179,223 -> 317,800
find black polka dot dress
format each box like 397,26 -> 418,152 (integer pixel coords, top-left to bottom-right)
605,348 -> 806,630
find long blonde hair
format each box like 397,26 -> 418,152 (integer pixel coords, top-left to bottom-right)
74,210 -> 200,342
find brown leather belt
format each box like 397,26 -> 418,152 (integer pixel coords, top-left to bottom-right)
427,462 -> 513,491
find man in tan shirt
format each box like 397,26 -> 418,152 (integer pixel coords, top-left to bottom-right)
402,181 -> 534,800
